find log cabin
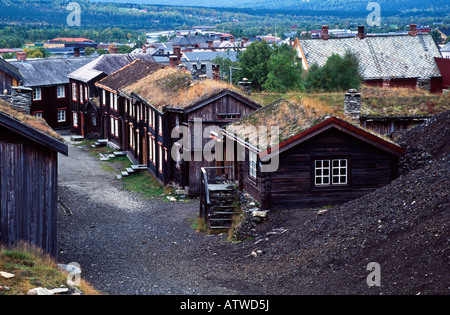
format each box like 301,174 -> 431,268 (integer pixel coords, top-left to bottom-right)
0,100 -> 68,257
222,99 -> 405,210
8,55 -> 96,130
293,25 -> 443,93
68,53 -> 157,138
99,66 -> 261,193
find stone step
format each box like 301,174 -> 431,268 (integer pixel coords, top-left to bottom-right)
71,135 -> 84,141
126,168 -> 134,173
121,171 -> 129,177
114,151 -> 127,157
131,165 -> 147,171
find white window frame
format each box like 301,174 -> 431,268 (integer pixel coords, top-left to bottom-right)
315,159 -> 348,186
73,112 -> 78,128
79,85 -> 83,104
33,112 -> 43,119
33,88 -> 42,101
72,83 -> 77,101
158,115 -> 163,135
102,89 -> 106,105
249,151 -> 257,179
57,86 -> 65,99
57,109 -> 66,123
159,143 -> 163,173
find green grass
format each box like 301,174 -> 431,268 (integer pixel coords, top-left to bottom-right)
122,172 -> 172,199
0,244 -> 101,295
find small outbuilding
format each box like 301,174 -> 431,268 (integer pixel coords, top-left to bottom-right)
222,99 -> 405,210
0,100 -> 68,256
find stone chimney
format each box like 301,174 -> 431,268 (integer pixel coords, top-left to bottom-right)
321,25 -> 329,40
142,45 -> 147,54
74,47 -> 80,58
408,24 -> 418,37
212,65 -> 220,81
169,55 -> 180,68
10,86 -> 33,114
16,52 -> 27,62
344,89 -> 362,122
357,26 -> 366,39
238,78 -> 252,95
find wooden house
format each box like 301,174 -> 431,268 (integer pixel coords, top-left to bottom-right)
68,54 -> 157,138
293,25 -> 443,93
102,67 -> 261,193
222,99 -> 405,210
8,55 -> 96,130
0,57 -> 23,94
95,59 -> 164,147
0,100 -> 68,257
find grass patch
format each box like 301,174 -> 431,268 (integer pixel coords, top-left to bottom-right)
122,172 -> 172,199
0,243 -> 101,295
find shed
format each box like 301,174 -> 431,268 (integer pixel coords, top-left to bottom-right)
0,101 -> 68,256
223,99 -> 405,210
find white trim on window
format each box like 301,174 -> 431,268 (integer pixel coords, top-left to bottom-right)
72,83 -> 77,101
249,151 -> 257,179
73,112 -> 78,128
57,86 -> 65,99
315,159 -> 348,186
57,109 -> 66,123
33,88 -> 42,101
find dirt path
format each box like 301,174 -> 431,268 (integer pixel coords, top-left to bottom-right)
57,139 -> 246,295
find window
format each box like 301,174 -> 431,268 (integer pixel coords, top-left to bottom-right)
158,115 -> 163,135
149,136 -> 154,162
57,109 -> 66,123
57,86 -> 65,98
159,143 -> 163,173
315,159 -> 348,186
91,114 -> 97,126
249,151 -> 257,179
33,112 -> 43,119
33,88 -> 42,101
80,86 -> 84,104
73,112 -> 78,127
102,90 -> 106,105
332,159 -> 347,185
85,86 -> 88,100
72,83 -> 77,101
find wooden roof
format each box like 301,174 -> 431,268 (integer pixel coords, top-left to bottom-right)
224,98 -> 405,161
0,102 -> 68,155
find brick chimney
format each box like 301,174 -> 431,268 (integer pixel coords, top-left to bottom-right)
207,40 -> 214,49
142,45 -> 147,54
16,52 -> 27,62
408,24 -> 418,36
321,25 -> 329,40
74,47 -> 80,58
344,89 -> 362,122
110,46 -> 119,54
212,65 -> 220,81
173,45 -> 182,60
357,26 -> 366,39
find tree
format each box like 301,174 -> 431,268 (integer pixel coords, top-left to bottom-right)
305,52 -> 362,92
238,40 -> 273,91
263,43 -> 304,93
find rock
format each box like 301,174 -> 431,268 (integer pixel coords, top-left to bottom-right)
317,209 -> 328,215
27,288 -> 55,296
251,250 -> 264,257
0,271 -> 14,279
50,288 -> 69,294
252,211 -> 267,218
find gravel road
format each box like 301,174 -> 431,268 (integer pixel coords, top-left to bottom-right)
57,140 -> 245,295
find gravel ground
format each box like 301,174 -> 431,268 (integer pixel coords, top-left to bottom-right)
58,112 -> 449,295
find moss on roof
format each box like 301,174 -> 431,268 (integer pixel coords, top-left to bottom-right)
226,98 -> 331,150
123,67 -> 242,112
0,99 -> 64,142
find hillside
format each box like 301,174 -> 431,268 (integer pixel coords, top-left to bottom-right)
94,0 -> 449,12
209,111 -> 449,295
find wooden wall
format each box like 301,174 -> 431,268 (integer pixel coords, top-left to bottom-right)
242,128 -> 399,210
0,127 -> 58,256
